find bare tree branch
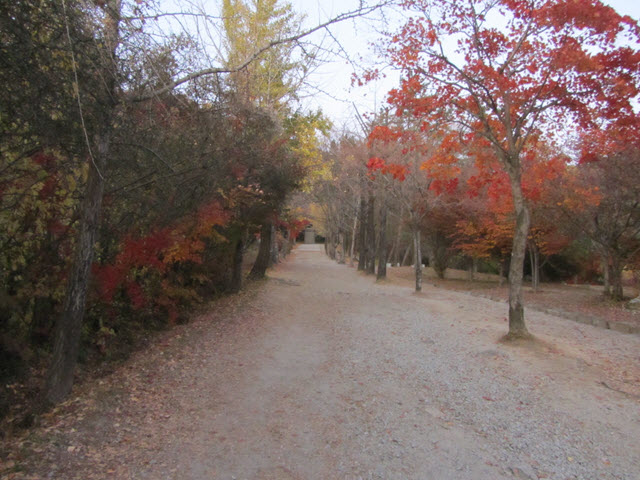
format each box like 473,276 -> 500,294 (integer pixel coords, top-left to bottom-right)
133,2 -> 389,101
123,12 -> 223,21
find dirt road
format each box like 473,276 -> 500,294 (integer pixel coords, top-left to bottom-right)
4,244 -> 640,479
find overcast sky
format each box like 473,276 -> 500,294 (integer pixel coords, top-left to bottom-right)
287,0 -> 640,132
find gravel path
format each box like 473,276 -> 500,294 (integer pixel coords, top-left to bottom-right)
4,244 -> 640,479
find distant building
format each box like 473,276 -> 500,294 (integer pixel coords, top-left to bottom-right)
304,225 -> 316,244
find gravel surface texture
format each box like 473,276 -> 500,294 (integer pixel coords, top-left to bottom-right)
2,244 -> 640,479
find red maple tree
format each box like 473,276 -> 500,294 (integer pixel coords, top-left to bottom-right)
375,0 -> 640,337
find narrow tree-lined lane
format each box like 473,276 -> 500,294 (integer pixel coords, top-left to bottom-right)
5,245 -> 640,479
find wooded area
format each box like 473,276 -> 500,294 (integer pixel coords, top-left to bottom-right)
1,0 -> 639,429
0,0 -> 382,414
317,0 -> 640,337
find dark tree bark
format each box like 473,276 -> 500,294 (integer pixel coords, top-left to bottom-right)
327,232 -> 337,259
425,231 -> 450,280
427,248 -> 446,279
249,221 -> 273,279
230,235 -> 245,293
602,253 -> 611,297
401,242 -> 412,267
357,195 -> 367,271
45,0 -> 121,404
366,192 -> 376,275
599,251 -> 624,300
610,254 -> 624,300
46,131 -> 110,404
281,229 -> 290,258
270,223 -> 279,265
377,206 -> 388,280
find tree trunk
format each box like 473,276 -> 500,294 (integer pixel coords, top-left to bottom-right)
329,233 -> 337,260
45,0 -> 121,404
413,228 -> 422,292
377,207 -> 388,280
281,229 -> 291,257
467,257 -> 474,281
602,253 -> 611,297
270,223 -> 279,265
428,246 -> 446,279
338,232 -> 346,264
391,220 -> 403,266
366,192 -> 376,275
249,221 -> 272,279
530,243 -> 540,292
610,254 -> 624,300
387,229 -> 397,268
357,195 -> 367,271
349,213 -> 357,266
46,132 -> 109,404
230,235 -> 244,293
498,261 -> 506,287
401,242 -> 412,267
507,174 -> 531,338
